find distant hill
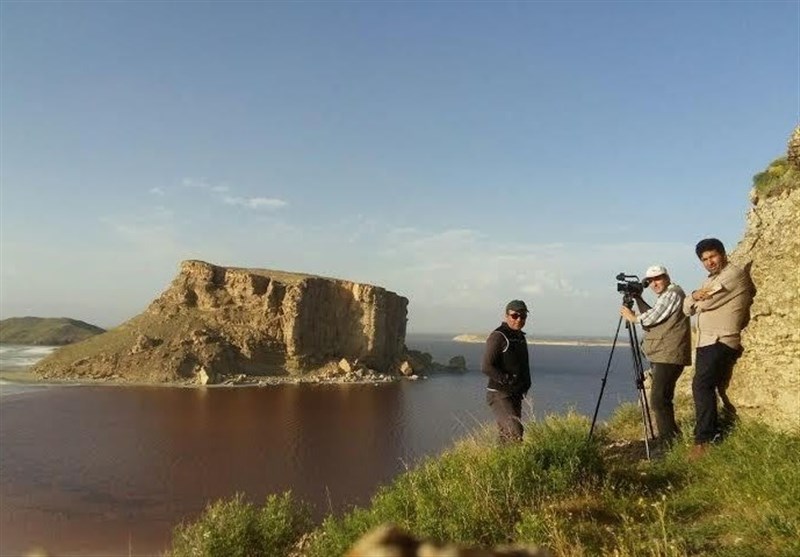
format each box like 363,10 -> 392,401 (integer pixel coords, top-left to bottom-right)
0,317 -> 105,345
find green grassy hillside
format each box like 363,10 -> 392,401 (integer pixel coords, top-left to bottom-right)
165,409 -> 800,557
0,316 -> 105,345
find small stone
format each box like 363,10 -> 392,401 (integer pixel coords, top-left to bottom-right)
338,358 -> 353,373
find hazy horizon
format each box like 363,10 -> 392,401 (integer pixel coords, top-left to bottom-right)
0,313 -> 619,340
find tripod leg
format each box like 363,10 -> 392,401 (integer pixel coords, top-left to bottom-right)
630,326 -> 656,440
639,389 -> 652,460
627,322 -> 654,460
588,316 -> 624,441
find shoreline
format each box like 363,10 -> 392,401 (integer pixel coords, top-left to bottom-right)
0,367 -> 418,389
1,336 -> 614,388
452,334 -> 616,347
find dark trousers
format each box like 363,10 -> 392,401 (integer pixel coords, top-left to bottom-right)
486,391 -> 524,443
693,342 -> 741,443
649,363 -> 684,443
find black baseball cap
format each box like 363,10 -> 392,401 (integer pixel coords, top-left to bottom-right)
505,300 -> 529,314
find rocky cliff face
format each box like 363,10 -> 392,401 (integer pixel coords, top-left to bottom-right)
33,261 -> 409,384
728,185 -> 800,431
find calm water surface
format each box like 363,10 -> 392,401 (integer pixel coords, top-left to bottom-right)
0,336 -> 636,556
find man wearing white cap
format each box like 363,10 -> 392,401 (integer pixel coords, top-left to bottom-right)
620,265 -> 692,444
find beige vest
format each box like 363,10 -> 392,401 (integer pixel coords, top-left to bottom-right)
642,286 -> 692,366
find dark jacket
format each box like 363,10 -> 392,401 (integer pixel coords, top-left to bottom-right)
481,323 -> 531,395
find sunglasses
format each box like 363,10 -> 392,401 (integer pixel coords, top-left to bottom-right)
508,313 -> 527,320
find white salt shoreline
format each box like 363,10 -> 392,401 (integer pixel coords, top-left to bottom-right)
452,334 -> 617,347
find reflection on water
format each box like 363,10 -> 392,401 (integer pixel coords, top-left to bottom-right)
0,339 -> 637,556
1,385 -> 413,556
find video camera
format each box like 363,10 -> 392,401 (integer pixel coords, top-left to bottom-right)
615,273 -> 650,297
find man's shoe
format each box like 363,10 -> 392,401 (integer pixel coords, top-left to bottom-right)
689,443 -> 709,462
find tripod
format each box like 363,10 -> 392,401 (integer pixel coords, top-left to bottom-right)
588,294 -> 656,459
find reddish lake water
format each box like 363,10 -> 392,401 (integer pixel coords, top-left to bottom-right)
0,338 -> 636,556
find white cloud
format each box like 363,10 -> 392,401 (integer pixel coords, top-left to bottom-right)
344,226 -> 700,335
520,284 -> 543,295
149,187 -> 165,196
181,177 -> 210,189
223,196 -> 288,209
178,177 -> 287,210
98,211 -> 180,256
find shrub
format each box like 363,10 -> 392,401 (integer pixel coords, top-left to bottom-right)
752,156 -> 799,200
167,492 -> 311,557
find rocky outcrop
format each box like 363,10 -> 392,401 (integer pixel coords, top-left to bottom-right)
727,184 -> 800,431
787,125 -> 800,167
403,350 -> 468,376
33,261 -> 409,384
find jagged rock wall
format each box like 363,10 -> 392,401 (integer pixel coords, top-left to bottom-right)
34,261 -> 409,383
728,186 -> 800,430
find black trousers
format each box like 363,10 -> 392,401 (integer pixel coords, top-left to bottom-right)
650,362 -> 684,442
486,391 -> 524,443
693,342 -> 741,444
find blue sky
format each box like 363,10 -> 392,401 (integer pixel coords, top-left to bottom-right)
1,1 -> 797,336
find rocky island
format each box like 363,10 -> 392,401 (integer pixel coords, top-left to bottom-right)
31,261 -> 429,385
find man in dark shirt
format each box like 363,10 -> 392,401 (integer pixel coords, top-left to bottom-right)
481,299 -> 532,443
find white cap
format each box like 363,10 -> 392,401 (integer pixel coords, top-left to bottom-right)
645,265 -> 668,279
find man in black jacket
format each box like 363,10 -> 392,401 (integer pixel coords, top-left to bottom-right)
481,299 -> 532,443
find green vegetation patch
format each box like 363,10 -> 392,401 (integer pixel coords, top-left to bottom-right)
167,492 -> 311,557
752,156 -> 800,201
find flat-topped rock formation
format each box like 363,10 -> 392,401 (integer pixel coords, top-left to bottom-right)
33,261 -> 409,384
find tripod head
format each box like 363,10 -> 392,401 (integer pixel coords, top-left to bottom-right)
621,293 -> 635,309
